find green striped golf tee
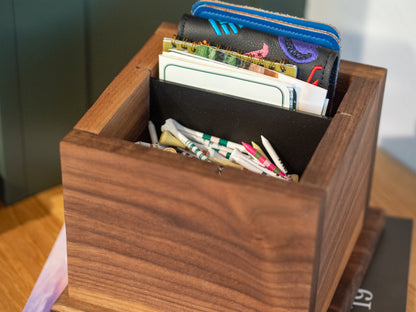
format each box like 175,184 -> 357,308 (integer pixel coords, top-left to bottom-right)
212,148 -> 232,159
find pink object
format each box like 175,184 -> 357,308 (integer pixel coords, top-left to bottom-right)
23,225 -> 68,312
245,42 -> 269,58
242,142 -> 287,178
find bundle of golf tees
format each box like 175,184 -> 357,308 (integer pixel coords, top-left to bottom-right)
156,118 -> 297,181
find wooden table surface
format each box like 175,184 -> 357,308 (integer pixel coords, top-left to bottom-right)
0,149 -> 415,312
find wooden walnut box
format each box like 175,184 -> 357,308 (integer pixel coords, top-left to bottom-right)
59,23 -> 386,312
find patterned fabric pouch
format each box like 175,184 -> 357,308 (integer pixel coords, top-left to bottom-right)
191,0 -> 340,51
177,12 -> 340,116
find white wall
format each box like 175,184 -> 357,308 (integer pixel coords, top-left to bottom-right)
306,0 -> 416,172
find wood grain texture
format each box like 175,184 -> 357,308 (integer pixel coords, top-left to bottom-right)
51,206 -> 387,312
52,287 -> 116,312
61,129 -> 325,312
75,66 -> 150,140
0,20 -> 402,312
302,66 -> 386,312
0,150 -> 413,312
59,24 -> 386,312
337,61 -> 388,82
0,186 -> 64,312
73,23 -> 176,140
328,207 -> 386,312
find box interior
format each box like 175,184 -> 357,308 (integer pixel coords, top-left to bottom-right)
148,78 -> 333,176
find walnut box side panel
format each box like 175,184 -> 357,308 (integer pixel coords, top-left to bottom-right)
302,63 -> 386,311
61,129 -> 325,312
60,23 -> 387,312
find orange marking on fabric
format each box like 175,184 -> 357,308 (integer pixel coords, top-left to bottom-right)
306,65 -> 323,85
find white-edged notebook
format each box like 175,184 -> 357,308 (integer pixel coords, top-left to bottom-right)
159,50 -> 328,115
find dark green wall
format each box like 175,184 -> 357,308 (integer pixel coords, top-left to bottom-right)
86,0 -> 305,103
1,0 -> 87,203
0,0 -> 26,203
0,0 -> 305,204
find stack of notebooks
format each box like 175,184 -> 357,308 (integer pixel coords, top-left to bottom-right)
150,0 -> 342,180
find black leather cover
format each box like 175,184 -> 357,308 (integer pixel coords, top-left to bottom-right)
177,14 -> 340,116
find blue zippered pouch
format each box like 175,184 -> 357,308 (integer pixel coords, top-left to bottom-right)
191,0 -> 340,51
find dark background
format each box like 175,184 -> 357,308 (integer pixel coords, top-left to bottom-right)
0,0 -> 306,204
